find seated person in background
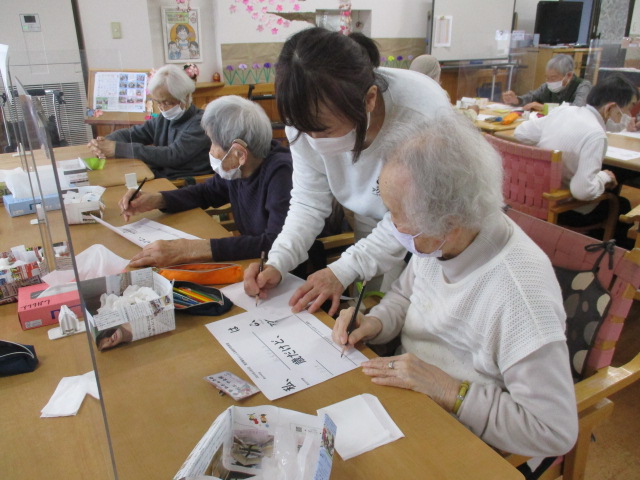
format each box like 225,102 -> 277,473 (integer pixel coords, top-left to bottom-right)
118,95 -> 292,267
502,54 -> 591,111
409,54 -> 441,83
514,74 -> 638,248
87,64 -> 212,180
333,114 -> 578,466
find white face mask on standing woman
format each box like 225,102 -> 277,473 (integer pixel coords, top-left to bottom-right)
305,112 -> 371,156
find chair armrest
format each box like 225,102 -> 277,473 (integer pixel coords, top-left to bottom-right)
170,174 -> 214,188
546,192 -> 617,215
317,232 -> 355,250
620,202 -> 640,224
574,352 -> 640,413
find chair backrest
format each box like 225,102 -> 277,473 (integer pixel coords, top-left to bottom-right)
485,134 -> 563,220
507,208 -> 640,377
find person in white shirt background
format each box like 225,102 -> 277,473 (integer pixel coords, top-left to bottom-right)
244,27 -> 451,315
514,74 -> 638,249
332,114 -> 577,476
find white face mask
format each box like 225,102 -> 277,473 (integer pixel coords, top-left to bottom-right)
209,150 -> 241,181
546,79 -> 565,93
161,103 -> 185,121
605,106 -> 632,133
304,112 -> 371,156
390,222 -> 446,259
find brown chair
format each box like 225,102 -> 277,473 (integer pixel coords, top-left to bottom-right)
504,208 -> 640,480
485,133 -> 620,241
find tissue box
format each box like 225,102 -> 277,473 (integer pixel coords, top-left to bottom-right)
175,405 -> 336,480
62,186 -> 106,224
79,268 -> 175,351
57,158 -> 89,186
17,283 -> 83,330
0,247 -> 46,305
3,193 -> 61,217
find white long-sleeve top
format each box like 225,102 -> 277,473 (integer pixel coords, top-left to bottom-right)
514,104 -> 610,201
368,213 -> 578,457
266,67 -> 452,285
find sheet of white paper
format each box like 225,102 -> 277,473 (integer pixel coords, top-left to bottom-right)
220,273 -> 306,312
317,394 -> 404,460
91,215 -> 200,248
476,113 -> 495,121
206,310 -> 368,400
484,103 -> 513,111
605,145 -> 640,161
609,130 -> 640,139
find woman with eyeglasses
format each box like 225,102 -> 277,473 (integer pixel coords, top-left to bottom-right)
117,95 -> 293,268
87,64 -> 212,180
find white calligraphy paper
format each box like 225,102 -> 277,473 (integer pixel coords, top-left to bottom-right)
91,215 -> 200,247
206,310 -> 368,401
606,145 -> 640,161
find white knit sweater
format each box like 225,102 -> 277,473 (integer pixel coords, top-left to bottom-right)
266,67 -> 452,285
514,104 -> 610,201
369,213 -> 578,457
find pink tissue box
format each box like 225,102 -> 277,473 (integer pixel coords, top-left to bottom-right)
17,283 -> 83,330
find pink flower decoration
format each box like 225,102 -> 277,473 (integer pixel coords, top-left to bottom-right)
277,18 -> 283,25
271,27 -> 278,34
229,5 -> 237,13
262,6 -> 268,12
269,0 -> 275,4
251,12 -> 258,19
276,4 -> 283,11
257,24 -> 264,32
243,0 -> 249,4
293,4 -> 300,11
246,5 -> 253,11
94,109 -> 104,118
283,20 -> 290,27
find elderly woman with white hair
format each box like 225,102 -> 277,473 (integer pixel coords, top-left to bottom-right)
118,95 -> 293,267
88,64 -> 212,179
502,54 -> 592,111
333,114 -> 578,470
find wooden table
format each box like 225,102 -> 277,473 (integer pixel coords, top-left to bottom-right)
0,145 -> 154,188
1,178 -> 523,479
493,129 -> 640,173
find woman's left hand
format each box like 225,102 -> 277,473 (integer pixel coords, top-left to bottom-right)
361,353 -> 461,411
128,239 -> 212,268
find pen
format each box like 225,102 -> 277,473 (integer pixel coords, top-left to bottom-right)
127,176 -> 147,209
341,280 -> 367,358
255,250 -> 266,306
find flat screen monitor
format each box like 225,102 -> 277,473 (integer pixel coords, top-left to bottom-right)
534,1 -> 584,45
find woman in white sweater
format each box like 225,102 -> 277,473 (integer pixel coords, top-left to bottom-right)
333,115 -> 578,472
244,27 -> 451,315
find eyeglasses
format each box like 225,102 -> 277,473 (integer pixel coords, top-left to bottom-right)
151,98 -> 180,108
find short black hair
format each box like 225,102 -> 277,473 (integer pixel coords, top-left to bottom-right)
586,74 -> 639,109
275,27 -> 388,162
348,32 -> 381,67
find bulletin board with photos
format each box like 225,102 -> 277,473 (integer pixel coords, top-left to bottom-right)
87,69 -> 150,114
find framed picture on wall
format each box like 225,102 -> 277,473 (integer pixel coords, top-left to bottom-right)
161,7 -> 202,63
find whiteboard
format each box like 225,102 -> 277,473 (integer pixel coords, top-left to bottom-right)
431,0 -> 515,62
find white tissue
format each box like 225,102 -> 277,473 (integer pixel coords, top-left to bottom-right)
41,244 -> 129,286
41,371 -> 99,417
317,394 -> 404,460
98,285 -> 160,314
5,165 -> 70,199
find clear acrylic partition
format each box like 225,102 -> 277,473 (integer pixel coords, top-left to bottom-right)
0,44 -> 147,479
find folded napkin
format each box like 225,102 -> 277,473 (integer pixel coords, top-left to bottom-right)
317,393 -> 404,460
41,371 -> 99,418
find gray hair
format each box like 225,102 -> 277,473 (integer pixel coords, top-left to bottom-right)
201,95 -> 273,158
385,114 -> 504,237
148,65 -> 195,104
546,54 -> 574,76
409,54 -> 441,82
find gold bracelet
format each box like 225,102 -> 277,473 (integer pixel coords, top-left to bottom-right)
452,380 -> 470,416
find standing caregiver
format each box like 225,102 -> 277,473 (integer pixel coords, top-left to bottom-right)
244,27 -> 451,314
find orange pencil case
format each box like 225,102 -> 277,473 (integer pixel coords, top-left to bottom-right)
157,263 -> 243,285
